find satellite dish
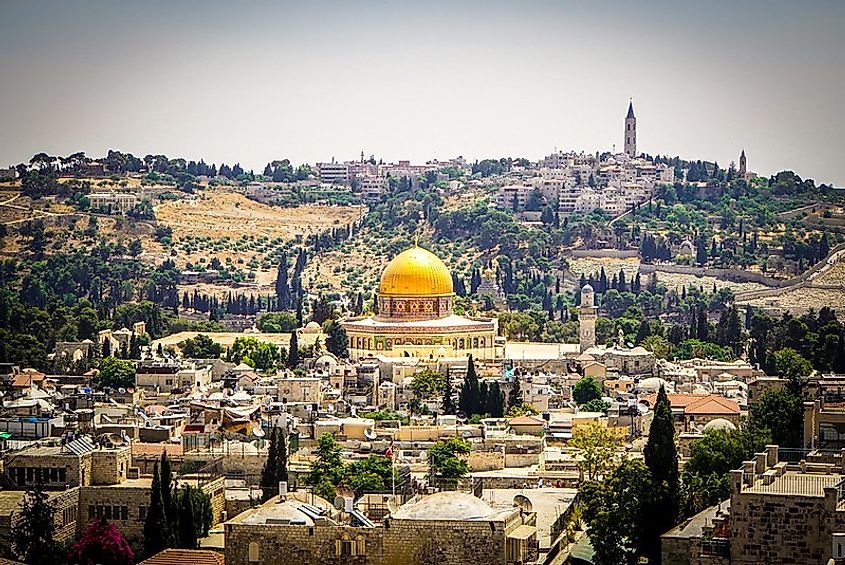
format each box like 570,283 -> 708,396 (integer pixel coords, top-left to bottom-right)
252,427 -> 265,438
118,388 -> 126,394
364,428 -> 377,440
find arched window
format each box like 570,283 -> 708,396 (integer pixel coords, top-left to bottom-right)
248,542 -> 260,562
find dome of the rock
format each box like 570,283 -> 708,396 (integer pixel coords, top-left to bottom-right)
378,246 -> 454,297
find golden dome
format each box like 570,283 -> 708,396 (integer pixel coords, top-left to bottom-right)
379,246 -> 454,296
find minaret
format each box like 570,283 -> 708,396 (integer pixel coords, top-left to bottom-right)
739,149 -> 747,177
624,99 -> 637,157
578,284 -> 597,352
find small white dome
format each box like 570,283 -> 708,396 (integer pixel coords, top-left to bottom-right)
703,418 -> 736,432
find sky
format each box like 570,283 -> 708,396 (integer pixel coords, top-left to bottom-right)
1,1 -> 844,185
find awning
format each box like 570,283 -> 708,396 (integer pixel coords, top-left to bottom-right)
0,432 -> 11,439
507,524 -> 537,540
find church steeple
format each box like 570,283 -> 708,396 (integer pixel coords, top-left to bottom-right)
624,98 -> 637,157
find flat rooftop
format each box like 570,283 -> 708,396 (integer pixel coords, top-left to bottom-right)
743,471 -> 843,497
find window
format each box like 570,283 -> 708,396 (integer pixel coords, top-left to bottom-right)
139,506 -> 147,521
248,542 -> 260,562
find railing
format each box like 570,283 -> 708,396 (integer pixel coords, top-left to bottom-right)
743,471 -> 841,496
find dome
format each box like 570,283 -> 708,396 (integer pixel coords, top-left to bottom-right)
304,321 -> 322,333
392,491 -> 496,521
379,246 -> 453,296
703,418 -> 736,432
582,284 -> 594,293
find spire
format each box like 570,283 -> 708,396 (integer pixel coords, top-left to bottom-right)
740,149 -> 745,158
627,98 -> 635,119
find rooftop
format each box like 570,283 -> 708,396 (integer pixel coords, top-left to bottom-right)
139,549 -> 225,565
392,491 -> 508,521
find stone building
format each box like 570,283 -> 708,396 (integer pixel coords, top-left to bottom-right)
5,437 -> 130,488
0,488 -> 81,545
662,445 -> 845,564
225,490 -> 538,565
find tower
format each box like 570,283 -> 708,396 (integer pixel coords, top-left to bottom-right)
739,149 -> 747,177
624,99 -> 637,157
578,284 -> 597,352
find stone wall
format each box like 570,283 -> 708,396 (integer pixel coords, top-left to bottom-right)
0,487 -> 80,545
225,518 -> 511,565
6,451 -> 91,488
383,519 -> 507,565
79,484 -> 150,542
226,523 -> 384,565
662,536 -> 729,565
91,446 -> 131,485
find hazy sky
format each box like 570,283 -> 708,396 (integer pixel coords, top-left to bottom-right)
2,1 -> 844,185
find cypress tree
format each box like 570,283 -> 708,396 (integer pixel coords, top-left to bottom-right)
160,452 -> 176,544
458,355 -> 480,416
177,487 -> 197,549
487,381 -> 504,418
260,428 -> 278,501
287,331 -> 300,368
642,384 -> 680,561
478,382 -> 489,416
144,462 -> 168,556
507,375 -> 523,411
441,368 -> 455,415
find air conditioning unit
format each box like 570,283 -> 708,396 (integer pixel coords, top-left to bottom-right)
127,467 -> 140,479
278,481 -> 288,501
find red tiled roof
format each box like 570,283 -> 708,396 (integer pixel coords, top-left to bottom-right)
509,415 -> 545,425
11,372 -> 45,388
643,393 -> 739,415
685,395 -> 740,416
139,549 -> 224,565
643,393 -> 708,409
131,442 -> 184,457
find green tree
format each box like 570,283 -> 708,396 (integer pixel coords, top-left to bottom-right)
641,334 -> 671,359
287,331 -> 300,368
178,334 -> 222,359
307,433 -> 343,499
580,459 -> 652,565
427,437 -> 471,489
573,375 -> 602,405
143,462 -> 168,556
485,381 -> 505,418
506,403 -> 539,417
311,295 -> 336,324
507,376 -> 524,411
642,384 -> 680,562
11,483 -> 62,565
260,426 -> 289,501
750,387 -> 803,448
773,347 -> 813,394
176,486 -> 197,549
95,356 -> 135,389
160,452 -> 176,545
569,422 -> 622,480
458,355 -> 480,416
581,398 -> 610,414
441,369 -> 455,415
324,320 -> 348,358
260,427 -> 279,502
410,369 -> 446,400
256,312 -> 298,333
682,427 -> 769,514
